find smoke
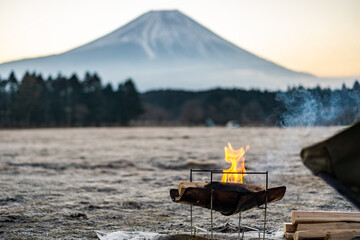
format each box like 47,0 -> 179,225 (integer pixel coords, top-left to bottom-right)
276,88 -> 319,127
348,89 -> 360,120
267,84 -> 360,178
275,86 -> 360,127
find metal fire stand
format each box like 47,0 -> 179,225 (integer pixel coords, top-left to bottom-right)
189,169 -> 268,240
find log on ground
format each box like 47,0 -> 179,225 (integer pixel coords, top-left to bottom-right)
284,231 -> 294,240
297,221 -> 360,231
283,222 -> 297,233
294,229 -> 360,240
291,211 -> 360,224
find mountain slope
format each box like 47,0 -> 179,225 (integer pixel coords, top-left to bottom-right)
0,10 -> 315,91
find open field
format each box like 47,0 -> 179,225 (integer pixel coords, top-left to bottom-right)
0,127 -> 356,239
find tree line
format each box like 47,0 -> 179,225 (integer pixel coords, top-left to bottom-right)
0,71 -> 143,127
139,82 -> 360,126
0,71 -> 359,127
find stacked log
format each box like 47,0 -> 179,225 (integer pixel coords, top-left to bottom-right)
284,211 -> 360,240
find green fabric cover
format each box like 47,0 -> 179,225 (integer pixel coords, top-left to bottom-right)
301,121 -> 360,198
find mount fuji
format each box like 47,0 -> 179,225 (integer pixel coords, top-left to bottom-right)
0,10 -> 316,91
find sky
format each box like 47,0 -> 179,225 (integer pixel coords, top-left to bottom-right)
0,0 -> 359,78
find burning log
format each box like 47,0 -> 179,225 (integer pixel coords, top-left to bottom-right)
170,181 -> 286,215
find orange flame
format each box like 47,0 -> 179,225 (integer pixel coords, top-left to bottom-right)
221,142 -> 250,184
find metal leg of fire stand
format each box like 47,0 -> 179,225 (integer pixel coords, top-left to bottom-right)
190,205 -> 193,235
210,171 -> 213,239
210,189 -> 213,240
190,169 -> 193,235
238,212 -> 241,239
263,171 -> 268,240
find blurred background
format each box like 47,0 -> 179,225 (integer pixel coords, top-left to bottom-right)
0,0 -> 359,127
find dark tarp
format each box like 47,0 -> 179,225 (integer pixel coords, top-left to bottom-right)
301,121 -> 360,209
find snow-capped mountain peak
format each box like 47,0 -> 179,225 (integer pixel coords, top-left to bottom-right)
0,10 -> 315,91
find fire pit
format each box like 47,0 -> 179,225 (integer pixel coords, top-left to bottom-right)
170,170 -> 286,239
169,143 -> 286,239
170,178 -> 286,216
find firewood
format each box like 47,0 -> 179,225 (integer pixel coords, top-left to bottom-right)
284,232 -> 294,240
325,230 -> 360,240
283,222 -> 296,240
297,222 -> 360,231
178,181 -> 207,196
294,230 -> 324,240
294,229 -> 360,240
283,222 -> 297,233
291,211 -> 360,224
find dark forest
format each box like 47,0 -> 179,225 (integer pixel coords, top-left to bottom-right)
140,83 -> 360,126
0,71 -> 359,127
0,71 -> 143,127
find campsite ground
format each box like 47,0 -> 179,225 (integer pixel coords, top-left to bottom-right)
0,127 -> 355,239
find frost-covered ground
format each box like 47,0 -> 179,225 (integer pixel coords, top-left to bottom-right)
0,127 -> 356,239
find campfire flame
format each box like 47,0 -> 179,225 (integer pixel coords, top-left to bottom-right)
221,142 -> 250,184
